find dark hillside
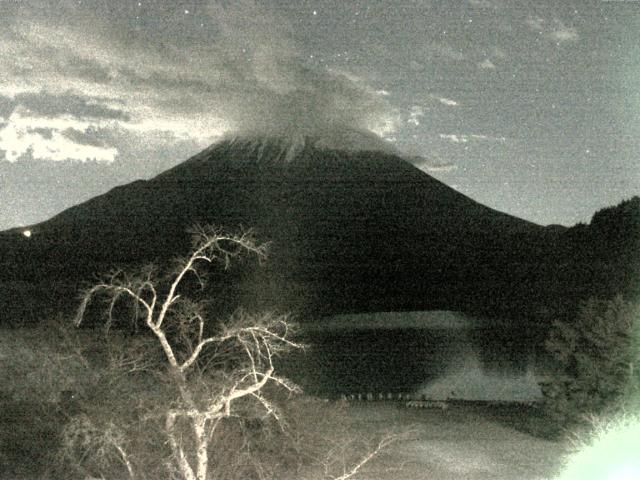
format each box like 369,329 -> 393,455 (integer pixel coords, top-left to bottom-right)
1,137 -> 636,324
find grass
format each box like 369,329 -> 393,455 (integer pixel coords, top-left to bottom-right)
480,402 -> 566,440
0,400 -> 65,478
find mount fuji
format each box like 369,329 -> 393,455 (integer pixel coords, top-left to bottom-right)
0,129 -> 594,322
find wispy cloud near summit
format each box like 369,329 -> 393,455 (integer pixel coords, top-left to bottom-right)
0,0 -> 398,164
200,0 -> 398,139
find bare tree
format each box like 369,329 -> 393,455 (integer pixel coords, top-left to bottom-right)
319,430 -> 407,480
75,226 -> 303,480
71,226 -> 406,480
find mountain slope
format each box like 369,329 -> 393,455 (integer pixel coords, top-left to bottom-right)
1,135 -> 564,321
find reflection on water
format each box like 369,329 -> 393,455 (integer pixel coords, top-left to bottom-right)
278,311 -> 548,402
418,343 -> 543,402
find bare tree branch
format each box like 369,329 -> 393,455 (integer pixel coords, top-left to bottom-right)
330,434 -> 396,480
73,226 -> 299,480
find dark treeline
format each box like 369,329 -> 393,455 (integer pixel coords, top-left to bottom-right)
541,196 -> 640,321
1,195 -> 637,329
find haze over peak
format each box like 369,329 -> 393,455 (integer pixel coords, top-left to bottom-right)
213,125 -> 450,173
221,125 -> 399,163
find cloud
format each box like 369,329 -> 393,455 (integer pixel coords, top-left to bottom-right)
431,43 -> 466,61
408,154 -> 457,173
422,161 -> 457,172
413,42 -> 467,63
439,97 -> 460,106
61,127 -> 109,148
440,134 -> 468,144
407,105 -> 425,126
439,133 -> 506,144
0,0 -> 398,164
0,106 -> 118,162
14,91 -> 130,121
491,47 -> 507,59
549,21 -> 579,42
0,87 -> 129,162
198,0 -> 397,139
430,95 -> 460,107
468,0 -> 497,7
478,59 -> 496,70
526,15 -> 546,32
526,16 -> 579,43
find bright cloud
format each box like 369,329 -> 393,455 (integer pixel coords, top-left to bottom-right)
0,2 -> 397,163
439,97 -> 459,106
440,133 -> 468,144
0,106 -> 118,162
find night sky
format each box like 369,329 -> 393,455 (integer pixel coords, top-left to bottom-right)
1,0 -> 638,230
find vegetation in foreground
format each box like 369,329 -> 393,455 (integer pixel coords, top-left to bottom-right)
1,227 -> 405,479
3,221 -> 638,478
540,296 -> 640,436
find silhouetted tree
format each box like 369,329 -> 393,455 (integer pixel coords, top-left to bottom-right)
541,295 -> 639,429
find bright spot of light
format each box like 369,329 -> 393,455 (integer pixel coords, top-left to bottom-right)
22,229 -> 32,238
555,414 -> 640,480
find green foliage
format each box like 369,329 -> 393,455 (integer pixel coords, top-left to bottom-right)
541,295 -> 639,429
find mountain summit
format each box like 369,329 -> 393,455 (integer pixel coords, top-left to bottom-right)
218,126 -> 399,163
1,135 -> 566,320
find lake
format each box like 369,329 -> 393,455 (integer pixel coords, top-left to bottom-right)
278,311 -> 549,402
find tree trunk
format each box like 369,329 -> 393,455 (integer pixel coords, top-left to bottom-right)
166,413 -> 196,480
194,415 -> 209,480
